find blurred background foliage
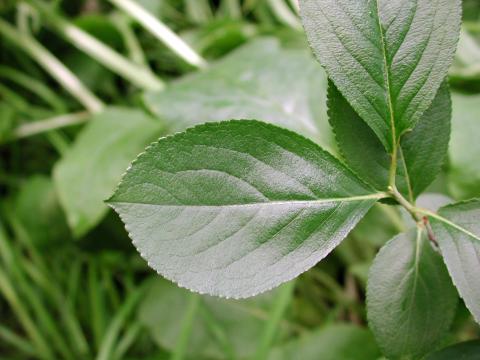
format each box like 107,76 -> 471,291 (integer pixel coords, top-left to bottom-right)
0,0 -> 479,359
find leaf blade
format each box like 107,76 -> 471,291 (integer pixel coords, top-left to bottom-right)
53,107 -> 163,237
426,340 -> 480,360
268,324 -> 381,360
143,38 -> 332,148
429,199 -> 480,324
300,0 -> 461,151
328,80 -> 451,198
448,93 -> 480,199
367,229 -> 458,359
109,121 -> 383,298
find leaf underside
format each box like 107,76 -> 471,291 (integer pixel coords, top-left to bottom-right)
328,80 -> 451,199
430,199 -> 480,324
300,0 -> 461,151
367,229 -> 457,359
109,121 -> 380,298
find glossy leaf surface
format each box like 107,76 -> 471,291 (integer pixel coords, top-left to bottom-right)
300,0 -> 461,151
109,121 -> 382,298
430,199 -> 480,324
143,38 -> 332,148
328,81 -> 451,199
367,229 -> 458,359
54,107 -> 163,237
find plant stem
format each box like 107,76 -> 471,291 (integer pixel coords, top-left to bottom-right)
0,19 -> 104,113
27,0 -> 164,91
388,185 -> 421,223
254,280 -> 295,360
398,146 -> 414,203
12,112 -> 90,140
171,293 -> 201,360
108,0 -> 207,69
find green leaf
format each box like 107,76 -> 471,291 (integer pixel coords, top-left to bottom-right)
109,120 -> 383,298
12,175 -> 70,248
429,199 -> 480,324
448,93 -> 480,199
328,81 -> 451,200
138,278 -> 290,359
53,107 -> 163,237
367,229 -> 458,359
268,324 -> 381,360
143,38 -> 333,149
300,0 -> 461,151
0,102 -> 16,142
426,340 -> 480,360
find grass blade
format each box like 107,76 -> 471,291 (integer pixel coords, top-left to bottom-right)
108,0 -> 207,68
0,325 -> 36,357
0,19 -> 104,113
27,0 -> 164,91
96,286 -> 146,360
0,65 -> 67,112
254,280 -> 295,360
11,111 -> 90,140
267,0 -> 301,30
171,293 -> 201,360
110,12 -> 147,67
0,268 -> 53,359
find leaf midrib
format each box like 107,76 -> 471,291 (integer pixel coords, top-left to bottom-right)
402,228 -> 423,352
108,192 -> 386,208
429,212 -> 480,242
375,0 -> 397,152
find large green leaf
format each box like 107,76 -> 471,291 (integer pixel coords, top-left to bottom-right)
429,199 -> 480,324
300,0 -> 461,151
328,81 -> 451,200
268,324 -> 381,360
143,38 -> 333,148
138,278 -> 290,359
53,107 -> 163,237
448,93 -> 480,200
367,229 -> 458,359
12,175 -> 70,248
109,121 -> 383,298
426,340 -> 480,360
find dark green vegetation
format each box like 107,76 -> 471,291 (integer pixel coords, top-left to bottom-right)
0,0 -> 479,359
